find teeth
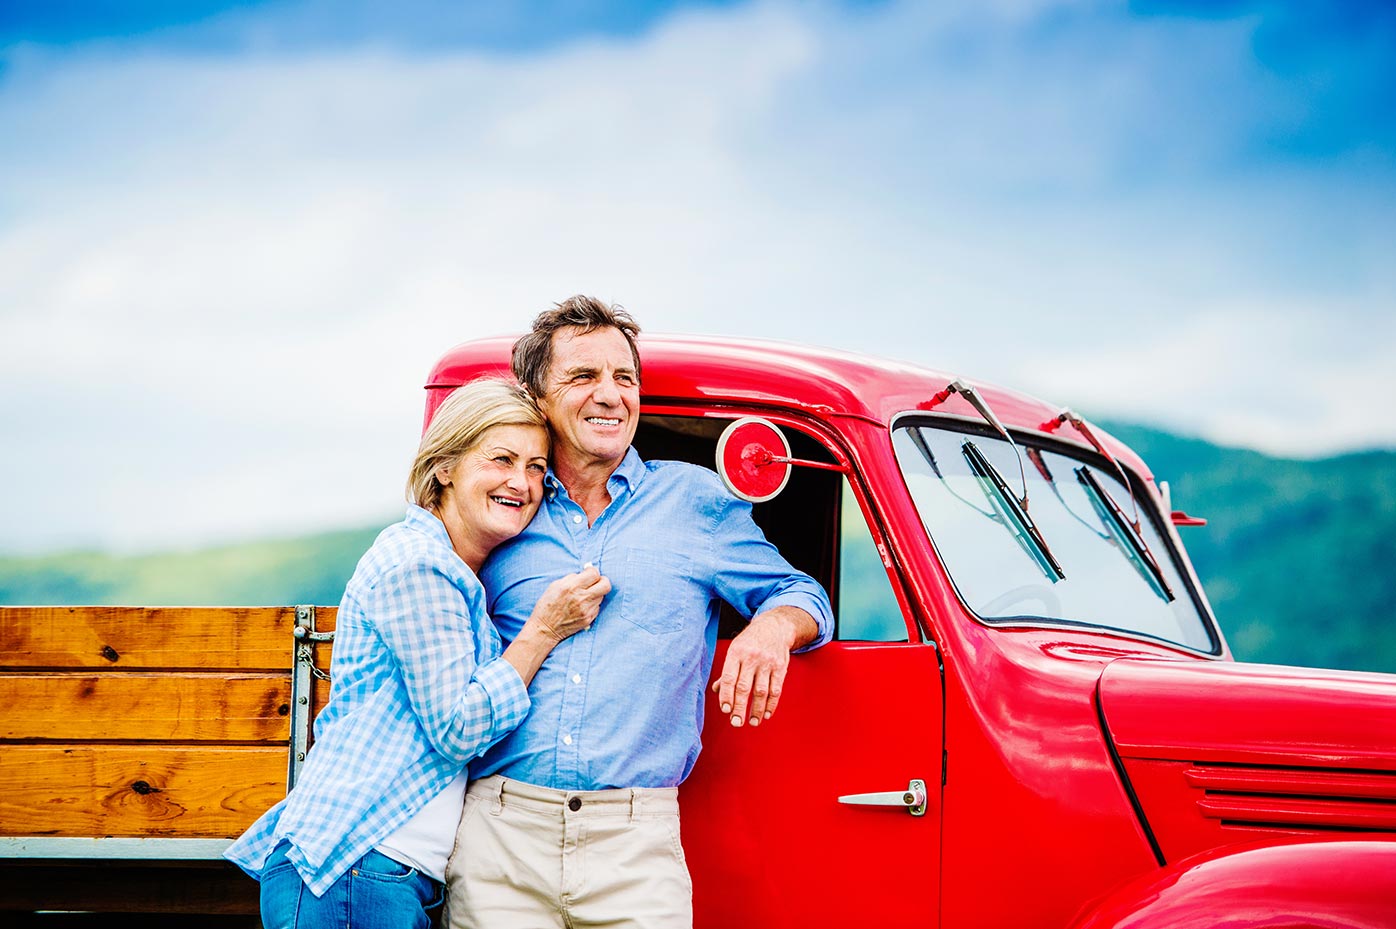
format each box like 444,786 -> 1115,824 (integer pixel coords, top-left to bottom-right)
490,496 -> 523,508
586,417 -> 620,426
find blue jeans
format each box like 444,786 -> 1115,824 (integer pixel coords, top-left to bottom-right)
260,840 -> 443,929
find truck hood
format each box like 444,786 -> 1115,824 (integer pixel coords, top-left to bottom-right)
1098,658 -> 1396,862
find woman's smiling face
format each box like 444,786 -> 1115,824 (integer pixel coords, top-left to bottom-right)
436,423 -> 550,557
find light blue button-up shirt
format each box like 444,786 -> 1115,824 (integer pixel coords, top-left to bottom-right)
476,448 -> 833,790
225,506 -> 530,896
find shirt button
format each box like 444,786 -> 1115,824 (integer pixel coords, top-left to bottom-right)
572,514 -> 583,524
572,674 -> 582,684
568,797 -> 582,812
563,734 -> 573,745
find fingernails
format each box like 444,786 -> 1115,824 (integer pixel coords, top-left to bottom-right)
731,715 -> 743,727
764,711 -> 772,719
721,703 -> 732,714
749,717 -> 760,727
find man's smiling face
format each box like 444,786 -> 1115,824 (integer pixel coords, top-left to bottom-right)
538,325 -> 641,471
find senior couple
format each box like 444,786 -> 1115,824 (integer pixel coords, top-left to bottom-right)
226,296 -> 833,929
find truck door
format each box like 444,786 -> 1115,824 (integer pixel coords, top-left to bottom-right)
638,415 -> 944,929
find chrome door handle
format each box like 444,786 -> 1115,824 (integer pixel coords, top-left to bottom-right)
837,778 -> 927,816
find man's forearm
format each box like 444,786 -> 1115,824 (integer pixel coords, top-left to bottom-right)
749,605 -> 820,651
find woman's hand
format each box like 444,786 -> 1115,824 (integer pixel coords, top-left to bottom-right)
502,565 -> 611,686
527,565 -> 611,643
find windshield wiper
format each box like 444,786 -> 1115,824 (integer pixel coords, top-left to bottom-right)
1075,466 -> 1174,602
1042,407 -> 1146,531
963,440 -> 1065,581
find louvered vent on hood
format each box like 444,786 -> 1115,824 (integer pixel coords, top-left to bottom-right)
1186,763 -> 1396,833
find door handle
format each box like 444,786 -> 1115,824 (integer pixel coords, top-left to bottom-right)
837,778 -> 927,816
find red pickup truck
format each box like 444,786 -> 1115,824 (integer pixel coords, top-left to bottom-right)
2,335 -> 1393,926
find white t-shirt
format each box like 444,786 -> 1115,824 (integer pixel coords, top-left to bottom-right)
374,769 -> 468,881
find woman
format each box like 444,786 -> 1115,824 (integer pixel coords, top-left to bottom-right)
225,378 -> 610,929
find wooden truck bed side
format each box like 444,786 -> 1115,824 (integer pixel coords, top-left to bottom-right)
0,605 -> 335,915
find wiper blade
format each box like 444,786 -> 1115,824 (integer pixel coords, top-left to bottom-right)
1075,466 -> 1174,602
963,440 -> 1065,581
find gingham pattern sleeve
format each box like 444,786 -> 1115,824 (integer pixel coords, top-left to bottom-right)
368,556 -> 531,763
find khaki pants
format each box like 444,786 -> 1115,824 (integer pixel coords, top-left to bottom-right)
443,775 -> 692,929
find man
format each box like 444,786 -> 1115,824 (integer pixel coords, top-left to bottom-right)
444,296 -> 833,929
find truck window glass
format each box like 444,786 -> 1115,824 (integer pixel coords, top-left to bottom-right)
893,423 -> 1216,652
837,477 -> 909,642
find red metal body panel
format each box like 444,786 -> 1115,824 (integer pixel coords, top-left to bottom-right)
1099,659 -> 1396,861
1067,841 -> 1396,929
933,626 -> 1185,929
1101,660 -> 1396,768
425,334 -> 1396,928
681,641 -> 942,929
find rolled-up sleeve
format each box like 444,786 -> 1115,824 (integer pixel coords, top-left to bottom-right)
708,489 -> 834,651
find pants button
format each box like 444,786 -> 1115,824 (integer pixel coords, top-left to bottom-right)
568,797 -> 582,812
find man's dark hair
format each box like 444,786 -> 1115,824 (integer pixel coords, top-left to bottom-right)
512,295 -> 643,398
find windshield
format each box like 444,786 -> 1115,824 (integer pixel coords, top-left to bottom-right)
893,421 -> 1216,652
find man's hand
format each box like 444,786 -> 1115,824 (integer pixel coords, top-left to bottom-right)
710,606 -> 819,728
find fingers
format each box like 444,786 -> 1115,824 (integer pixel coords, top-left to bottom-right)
711,656 -> 739,726
530,566 -> 612,642
712,651 -> 763,728
567,567 -> 611,629
711,623 -> 793,729
746,667 -> 773,726
762,666 -> 784,720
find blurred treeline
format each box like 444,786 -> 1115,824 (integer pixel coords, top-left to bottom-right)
1102,422 -> 1396,674
0,527 -> 383,610
2,424 -> 1393,674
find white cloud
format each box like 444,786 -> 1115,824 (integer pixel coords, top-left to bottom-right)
1,0 -> 1392,553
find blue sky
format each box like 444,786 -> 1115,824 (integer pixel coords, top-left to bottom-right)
1,0 -> 1393,553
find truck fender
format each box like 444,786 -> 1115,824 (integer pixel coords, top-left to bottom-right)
1065,840 -> 1396,929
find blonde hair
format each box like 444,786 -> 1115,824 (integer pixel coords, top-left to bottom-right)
407,379 -> 548,511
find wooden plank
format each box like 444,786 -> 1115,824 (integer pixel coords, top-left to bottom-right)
0,672 -> 291,742
313,677 -> 332,721
0,745 -> 286,838
0,606 -> 337,671
0,861 -> 260,914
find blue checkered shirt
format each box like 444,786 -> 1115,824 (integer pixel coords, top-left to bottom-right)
224,505 -> 530,896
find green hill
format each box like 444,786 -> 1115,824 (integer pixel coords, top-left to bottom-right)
2,425 -> 1393,673
0,524 -> 387,608
1100,422 -> 1396,674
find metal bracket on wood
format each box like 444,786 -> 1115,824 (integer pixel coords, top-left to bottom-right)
288,605 -> 333,791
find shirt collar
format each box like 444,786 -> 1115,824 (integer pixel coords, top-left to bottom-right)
544,446 -> 646,500
608,446 -> 646,494
405,503 -> 452,546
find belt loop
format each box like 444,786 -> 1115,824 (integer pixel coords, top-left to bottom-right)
629,788 -> 640,822
491,776 -> 506,816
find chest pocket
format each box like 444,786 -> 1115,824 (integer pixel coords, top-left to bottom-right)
614,548 -> 695,635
